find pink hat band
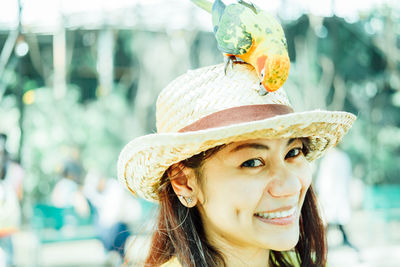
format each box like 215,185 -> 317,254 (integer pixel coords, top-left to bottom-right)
179,104 -> 294,132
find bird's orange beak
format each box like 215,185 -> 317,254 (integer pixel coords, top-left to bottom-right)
256,55 -> 267,76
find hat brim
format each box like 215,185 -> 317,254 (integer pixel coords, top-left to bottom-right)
118,110 -> 356,202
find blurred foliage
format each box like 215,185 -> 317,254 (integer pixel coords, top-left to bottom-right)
283,9 -> 400,185
22,87 -> 136,202
0,4 -> 399,202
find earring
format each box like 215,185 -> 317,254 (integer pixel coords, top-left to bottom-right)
178,195 -> 193,205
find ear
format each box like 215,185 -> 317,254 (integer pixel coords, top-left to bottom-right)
169,163 -> 200,207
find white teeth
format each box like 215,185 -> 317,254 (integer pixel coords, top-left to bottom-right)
255,207 -> 296,219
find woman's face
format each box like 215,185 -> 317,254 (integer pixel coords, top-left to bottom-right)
195,138 -> 312,252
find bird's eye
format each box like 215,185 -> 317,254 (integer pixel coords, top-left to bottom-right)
285,148 -> 302,159
241,158 -> 264,168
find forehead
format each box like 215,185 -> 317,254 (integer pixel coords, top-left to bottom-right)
223,138 -> 300,152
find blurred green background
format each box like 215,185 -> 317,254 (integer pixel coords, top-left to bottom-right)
0,0 -> 399,266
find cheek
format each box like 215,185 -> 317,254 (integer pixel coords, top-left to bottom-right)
297,161 -> 313,201
201,175 -> 265,220
301,163 -> 313,188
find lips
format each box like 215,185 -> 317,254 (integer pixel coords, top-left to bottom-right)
254,206 -> 296,219
254,206 -> 298,225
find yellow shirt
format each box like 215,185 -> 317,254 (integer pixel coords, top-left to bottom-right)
160,257 -> 181,267
160,252 -> 300,267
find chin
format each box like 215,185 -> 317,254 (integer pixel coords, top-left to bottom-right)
269,239 -> 299,251
264,229 -> 300,251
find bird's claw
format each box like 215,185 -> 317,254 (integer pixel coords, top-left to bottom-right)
224,55 -> 236,75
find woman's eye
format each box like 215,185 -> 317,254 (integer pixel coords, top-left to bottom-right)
241,158 -> 264,168
285,148 -> 302,159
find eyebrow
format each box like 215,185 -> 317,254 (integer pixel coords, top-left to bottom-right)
287,138 -> 297,146
230,138 -> 297,153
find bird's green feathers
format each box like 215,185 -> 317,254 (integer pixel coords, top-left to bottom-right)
212,0 -> 225,32
214,4 -> 254,55
190,0 -> 290,92
191,0 -> 288,56
212,1 -> 286,56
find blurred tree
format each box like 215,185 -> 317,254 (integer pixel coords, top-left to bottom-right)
22,87 -> 138,202
0,4 -> 399,204
284,10 -> 399,185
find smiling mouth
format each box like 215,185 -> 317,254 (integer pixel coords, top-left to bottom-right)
254,207 -> 297,225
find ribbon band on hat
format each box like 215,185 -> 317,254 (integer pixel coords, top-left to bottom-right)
179,104 -> 294,132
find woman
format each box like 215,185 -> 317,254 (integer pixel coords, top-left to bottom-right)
118,63 -> 356,266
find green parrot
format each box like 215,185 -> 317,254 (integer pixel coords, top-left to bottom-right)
191,0 -> 290,95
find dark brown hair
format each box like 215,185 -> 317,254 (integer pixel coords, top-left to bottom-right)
144,142 -> 327,267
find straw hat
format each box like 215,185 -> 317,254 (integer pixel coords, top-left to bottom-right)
118,63 -> 356,202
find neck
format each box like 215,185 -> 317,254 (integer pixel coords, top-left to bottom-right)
208,233 -> 270,267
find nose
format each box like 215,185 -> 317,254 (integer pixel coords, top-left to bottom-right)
267,167 -> 302,198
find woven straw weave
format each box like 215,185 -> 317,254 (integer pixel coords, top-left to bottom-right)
156,63 -> 289,133
118,63 -> 356,202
